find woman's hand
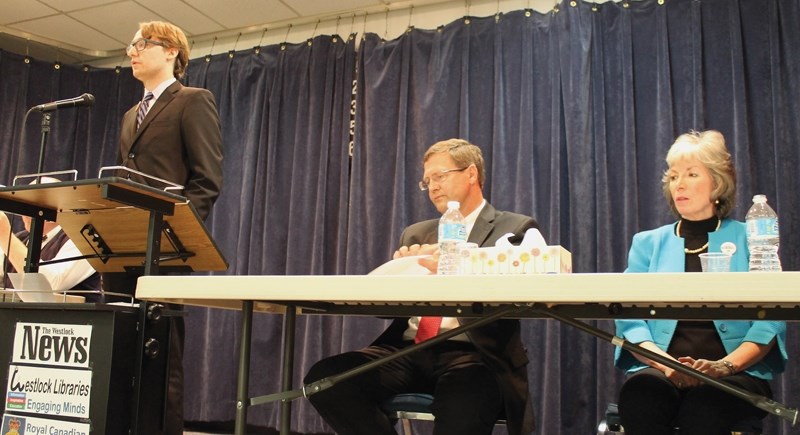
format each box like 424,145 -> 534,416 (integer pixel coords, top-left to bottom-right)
629,341 -> 702,388
682,357 -> 734,379
664,357 -> 702,388
666,356 -> 733,389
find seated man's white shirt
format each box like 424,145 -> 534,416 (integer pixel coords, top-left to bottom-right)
38,226 -> 96,291
402,200 -> 487,342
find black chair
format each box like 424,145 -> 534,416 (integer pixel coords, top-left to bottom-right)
381,393 -> 506,435
381,393 -> 436,435
597,402 -> 763,435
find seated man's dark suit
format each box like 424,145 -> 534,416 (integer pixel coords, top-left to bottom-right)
305,202 -> 538,435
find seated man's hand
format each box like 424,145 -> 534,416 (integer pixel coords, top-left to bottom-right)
393,243 -> 439,274
417,255 -> 439,274
393,243 -> 438,259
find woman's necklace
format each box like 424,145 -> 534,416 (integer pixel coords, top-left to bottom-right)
676,218 -> 721,254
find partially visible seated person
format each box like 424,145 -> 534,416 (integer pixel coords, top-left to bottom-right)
1,210 -> 100,299
304,138 -> 539,435
614,130 -> 787,435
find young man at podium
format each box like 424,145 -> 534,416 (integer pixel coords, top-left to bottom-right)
117,21 -> 223,219
102,20 -> 223,435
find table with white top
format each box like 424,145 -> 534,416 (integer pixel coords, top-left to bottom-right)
136,272 -> 800,434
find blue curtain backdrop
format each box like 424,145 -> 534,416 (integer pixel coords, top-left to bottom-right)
179,35 -> 360,429
0,0 -> 799,433
349,1 -> 800,432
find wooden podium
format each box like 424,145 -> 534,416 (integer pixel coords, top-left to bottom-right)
0,177 -> 227,275
0,177 -> 227,434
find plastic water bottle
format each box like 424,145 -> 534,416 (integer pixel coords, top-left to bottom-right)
438,200 -> 467,275
745,194 -> 782,272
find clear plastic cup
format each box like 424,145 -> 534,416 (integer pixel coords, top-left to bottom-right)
698,252 -> 732,272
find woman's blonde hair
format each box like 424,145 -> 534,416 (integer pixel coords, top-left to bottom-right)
661,130 -> 737,218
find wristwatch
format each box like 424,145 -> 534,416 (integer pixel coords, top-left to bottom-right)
721,359 -> 737,375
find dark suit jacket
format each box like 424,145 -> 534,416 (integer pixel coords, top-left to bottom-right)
118,81 -> 223,220
373,202 -> 539,435
116,82 -> 223,434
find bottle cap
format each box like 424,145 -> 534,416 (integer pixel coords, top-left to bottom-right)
753,194 -> 766,202
447,200 -> 460,209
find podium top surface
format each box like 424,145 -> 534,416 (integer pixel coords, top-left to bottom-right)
0,177 -> 186,212
0,177 -> 228,273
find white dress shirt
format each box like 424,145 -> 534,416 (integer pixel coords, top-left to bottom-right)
403,200 -> 487,342
35,227 -> 96,291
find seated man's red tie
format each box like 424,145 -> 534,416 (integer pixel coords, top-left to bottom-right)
415,316 -> 443,343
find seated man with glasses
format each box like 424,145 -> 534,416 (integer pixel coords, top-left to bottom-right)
305,138 -> 540,435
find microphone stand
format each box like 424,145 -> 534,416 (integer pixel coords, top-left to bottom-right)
35,112 -> 52,183
21,110 -> 54,268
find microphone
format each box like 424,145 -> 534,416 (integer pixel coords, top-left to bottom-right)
32,93 -> 95,112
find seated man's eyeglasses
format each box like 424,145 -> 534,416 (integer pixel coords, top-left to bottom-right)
418,167 -> 468,191
127,38 -> 169,54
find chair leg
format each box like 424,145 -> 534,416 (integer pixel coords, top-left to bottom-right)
400,418 -> 414,435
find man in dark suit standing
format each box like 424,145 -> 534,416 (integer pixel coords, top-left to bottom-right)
119,21 -> 222,220
305,138 -> 538,435
107,21 -> 223,435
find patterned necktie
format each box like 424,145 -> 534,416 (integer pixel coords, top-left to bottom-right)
136,92 -> 154,129
414,316 -> 443,344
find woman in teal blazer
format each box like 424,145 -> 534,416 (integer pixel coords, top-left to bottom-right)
614,131 -> 787,435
